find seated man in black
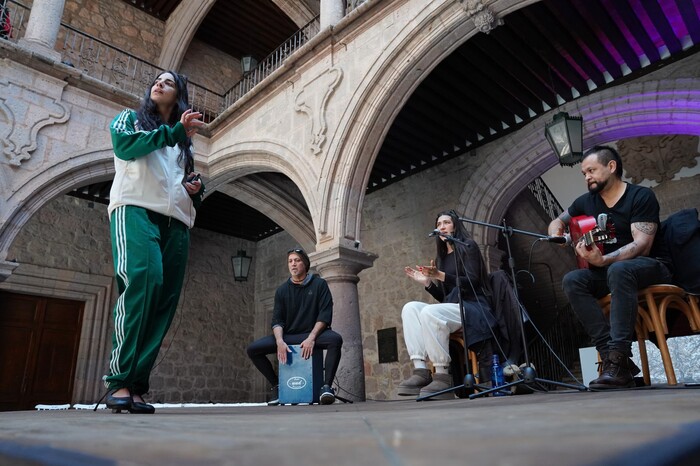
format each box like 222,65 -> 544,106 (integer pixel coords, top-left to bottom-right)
246,248 -> 343,405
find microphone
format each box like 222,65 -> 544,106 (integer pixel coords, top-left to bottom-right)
538,235 -> 570,244
428,229 -> 441,237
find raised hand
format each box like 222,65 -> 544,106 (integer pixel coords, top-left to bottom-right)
180,109 -> 204,137
418,260 -> 445,282
404,266 -> 431,286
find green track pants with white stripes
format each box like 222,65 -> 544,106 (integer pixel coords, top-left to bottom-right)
105,205 -> 190,395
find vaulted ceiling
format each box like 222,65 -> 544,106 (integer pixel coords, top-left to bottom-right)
91,0 -> 698,240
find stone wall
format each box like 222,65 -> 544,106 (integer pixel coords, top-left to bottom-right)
6,194 -> 259,403
180,38 -> 243,95
356,152 -> 485,399
654,174 -> 700,220
148,228 -> 257,403
58,1 -> 243,101
7,195 -> 113,276
353,142 -> 700,399
60,0 -> 165,64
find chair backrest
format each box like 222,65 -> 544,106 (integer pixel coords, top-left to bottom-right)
487,270 -> 524,365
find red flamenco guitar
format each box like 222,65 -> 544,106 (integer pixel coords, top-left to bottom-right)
569,214 -> 617,269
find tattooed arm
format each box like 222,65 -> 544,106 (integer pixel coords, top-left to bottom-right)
548,210 -> 572,236
578,221 -> 657,267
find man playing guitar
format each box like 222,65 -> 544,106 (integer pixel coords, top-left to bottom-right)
548,145 -> 672,389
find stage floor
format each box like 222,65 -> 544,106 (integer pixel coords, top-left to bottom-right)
1,385 -> 699,465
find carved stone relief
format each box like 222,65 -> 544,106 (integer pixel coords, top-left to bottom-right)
473,7 -> 503,34
617,135 -> 699,184
458,1 -> 502,34
0,79 -> 70,166
294,67 -> 342,156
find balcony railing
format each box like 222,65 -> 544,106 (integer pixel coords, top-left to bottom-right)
4,2 -> 328,121
4,1 -> 223,122
528,177 -> 564,222
223,16 -> 320,109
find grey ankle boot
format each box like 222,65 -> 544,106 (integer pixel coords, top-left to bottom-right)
397,368 -> 432,396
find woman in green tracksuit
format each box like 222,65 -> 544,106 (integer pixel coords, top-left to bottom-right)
103,71 -> 204,414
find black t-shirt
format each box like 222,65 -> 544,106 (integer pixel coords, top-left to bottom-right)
271,274 -> 333,335
568,183 -> 659,255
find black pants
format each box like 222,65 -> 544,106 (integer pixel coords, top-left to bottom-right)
246,330 -> 343,387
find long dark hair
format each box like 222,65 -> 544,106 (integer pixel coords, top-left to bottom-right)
434,209 -> 490,294
136,70 -> 194,174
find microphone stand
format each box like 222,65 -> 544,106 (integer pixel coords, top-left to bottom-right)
416,232 -> 491,401
455,217 -> 586,398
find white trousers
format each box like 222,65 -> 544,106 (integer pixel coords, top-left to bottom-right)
401,301 -> 463,367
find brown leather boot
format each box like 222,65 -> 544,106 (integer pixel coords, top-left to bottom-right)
397,368 -> 432,396
589,350 -> 635,389
597,351 -> 641,377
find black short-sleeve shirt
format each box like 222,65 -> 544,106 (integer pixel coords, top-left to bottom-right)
568,183 -> 660,255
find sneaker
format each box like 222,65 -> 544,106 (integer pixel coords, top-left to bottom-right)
397,368 -> 432,396
418,373 -> 455,400
319,384 -> 336,405
268,385 -> 279,406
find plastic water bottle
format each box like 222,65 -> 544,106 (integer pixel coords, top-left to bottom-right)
491,354 -> 507,396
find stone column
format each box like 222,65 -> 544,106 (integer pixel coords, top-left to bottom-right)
18,0 -> 65,62
311,246 -> 377,401
320,0 -> 344,30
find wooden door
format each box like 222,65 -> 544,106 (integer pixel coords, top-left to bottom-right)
0,291 -> 84,411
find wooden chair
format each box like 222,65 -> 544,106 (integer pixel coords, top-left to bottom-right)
598,284 -> 699,386
449,331 -> 480,383
684,292 -> 700,329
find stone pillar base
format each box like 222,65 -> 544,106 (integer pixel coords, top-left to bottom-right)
18,39 -> 62,62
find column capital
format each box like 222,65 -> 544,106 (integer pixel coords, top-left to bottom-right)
310,246 -> 378,282
0,260 -> 20,283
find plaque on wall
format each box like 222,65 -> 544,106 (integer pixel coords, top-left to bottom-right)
377,327 -> 399,363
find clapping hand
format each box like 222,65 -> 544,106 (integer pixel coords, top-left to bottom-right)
404,265 -> 431,286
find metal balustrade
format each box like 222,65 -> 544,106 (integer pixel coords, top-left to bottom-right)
5,2 -> 324,122
528,177 -> 564,222
223,16 -> 320,109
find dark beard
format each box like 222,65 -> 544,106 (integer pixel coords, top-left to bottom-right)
588,178 -> 607,194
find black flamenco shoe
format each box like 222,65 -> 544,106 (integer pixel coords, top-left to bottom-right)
129,401 -> 156,414
105,389 -> 132,413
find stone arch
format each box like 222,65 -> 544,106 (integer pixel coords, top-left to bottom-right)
0,147 -> 114,261
271,0 -> 317,27
157,0 -> 217,71
206,139 -> 320,249
320,0 -> 522,246
457,79 -> 700,255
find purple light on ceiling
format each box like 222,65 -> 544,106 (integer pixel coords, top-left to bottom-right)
573,0 -> 624,66
629,0 -> 663,48
602,0 -> 645,60
657,0 -> 690,41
